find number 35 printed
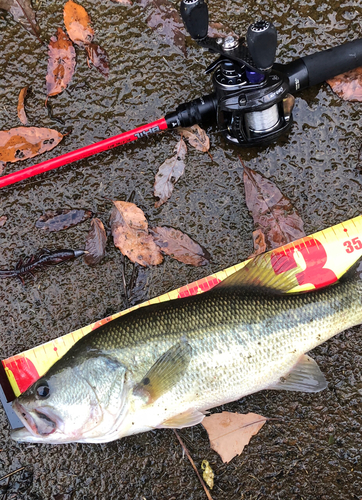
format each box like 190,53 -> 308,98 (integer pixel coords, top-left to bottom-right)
343,237 -> 362,253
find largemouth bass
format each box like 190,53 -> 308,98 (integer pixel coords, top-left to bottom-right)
11,254 -> 362,444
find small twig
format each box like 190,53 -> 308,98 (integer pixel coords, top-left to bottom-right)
128,190 -> 136,204
0,466 -> 26,482
120,253 -> 129,309
173,430 -> 213,500
119,190 -> 137,309
128,263 -> 137,296
100,454 -> 118,463
46,101 -> 65,125
238,156 -> 246,169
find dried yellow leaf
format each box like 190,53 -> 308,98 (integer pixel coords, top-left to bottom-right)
201,460 -> 214,490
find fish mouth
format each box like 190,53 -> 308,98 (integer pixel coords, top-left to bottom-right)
12,400 -> 56,437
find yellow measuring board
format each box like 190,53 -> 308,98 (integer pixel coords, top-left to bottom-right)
3,214 -> 362,399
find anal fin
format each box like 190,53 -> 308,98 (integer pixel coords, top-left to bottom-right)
268,354 -> 327,393
157,408 -> 205,429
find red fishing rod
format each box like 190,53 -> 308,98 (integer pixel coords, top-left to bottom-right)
0,95 -> 217,189
0,118 -> 168,189
2,0 -> 362,190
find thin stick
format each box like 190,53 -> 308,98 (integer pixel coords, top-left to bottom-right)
238,156 -> 246,169
0,466 -> 25,482
127,190 -> 136,204
120,189 -> 137,308
173,430 -> 213,500
120,253 -> 129,309
128,263 -> 137,296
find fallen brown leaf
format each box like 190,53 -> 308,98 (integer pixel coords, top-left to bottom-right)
35,209 -> 93,232
63,0 -> 94,46
0,127 -> 64,164
327,67 -> 362,102
84,218 -> 107,265
0,0 -> 40,38
151,226 -> 210,266
180,125 -> 210,152
208,21 -> 237,39
85,42 -> 109,78
17,86 -> 28,125
243,162 -> 305,249
144,0 -> 186,55
248,228 -> 266,258
63,0 -> 109,78
46,28 -> 76,102
202,411 -> 267,463
154,138 -> 187,208
110,201 -> 163,267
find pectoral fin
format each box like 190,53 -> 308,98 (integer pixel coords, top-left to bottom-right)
133,341 -> 192,404
157,408 -> 205,429
268,354 -> 327,393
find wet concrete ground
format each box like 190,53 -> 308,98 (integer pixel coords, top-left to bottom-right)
1,0 -> 362,498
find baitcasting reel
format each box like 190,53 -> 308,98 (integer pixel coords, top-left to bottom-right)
164,0 -> 362,147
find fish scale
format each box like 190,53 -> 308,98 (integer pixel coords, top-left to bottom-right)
10,256 -> 362,443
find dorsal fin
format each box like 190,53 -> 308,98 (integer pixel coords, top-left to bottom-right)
214,253 -> 301,294
215,251 -> 362,295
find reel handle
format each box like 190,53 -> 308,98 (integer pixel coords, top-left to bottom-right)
180,0 -> 209,40
247,21 -> 277,71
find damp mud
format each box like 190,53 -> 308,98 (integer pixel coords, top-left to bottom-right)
1,0 -> 362,498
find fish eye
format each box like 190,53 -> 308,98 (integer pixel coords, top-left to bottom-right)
35,380 -> 50,399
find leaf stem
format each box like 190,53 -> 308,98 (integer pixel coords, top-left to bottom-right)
0,466 -> 26,482
173,430 -> 214,500
120,253 -> 129,309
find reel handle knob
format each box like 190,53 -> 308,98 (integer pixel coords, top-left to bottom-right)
180,0 -> 209,40
247,20 -> 277,71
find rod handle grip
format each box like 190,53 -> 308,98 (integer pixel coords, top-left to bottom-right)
302,38 -> 362,87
